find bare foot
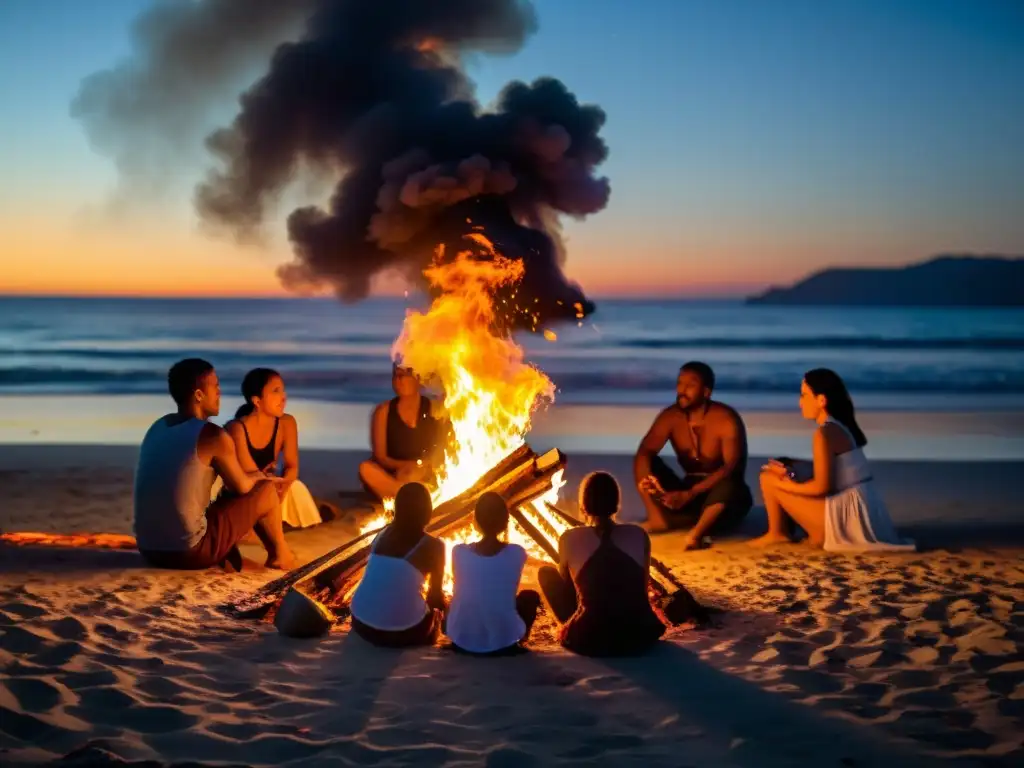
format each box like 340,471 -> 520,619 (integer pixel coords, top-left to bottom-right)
265,550 -> 299,570
749,533 -> 791,548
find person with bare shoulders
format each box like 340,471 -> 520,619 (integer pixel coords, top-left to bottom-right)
445,493 -> 541,655
538,472 -> 665,657
634,361 -> 753,549
133,359 -> 297,571
223,368 -> 324,529
349,482 -> 446,647
358,364 -> 447,502
750,369 -> 914,551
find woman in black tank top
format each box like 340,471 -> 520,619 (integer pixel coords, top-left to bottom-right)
359,365 -> 448,502
538,472 -> 665,657
386,394 -> 438,462
223,369 -> 325,529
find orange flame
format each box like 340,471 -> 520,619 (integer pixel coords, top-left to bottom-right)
360,234 -> 569,594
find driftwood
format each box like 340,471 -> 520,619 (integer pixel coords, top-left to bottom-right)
313,447 -> 557,593
223,525 -> 382,619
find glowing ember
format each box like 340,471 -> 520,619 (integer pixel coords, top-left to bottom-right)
0,532 -> 137,549
359,233 -> 571,593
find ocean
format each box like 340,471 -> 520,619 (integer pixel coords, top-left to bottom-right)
2,296 -> 1024,411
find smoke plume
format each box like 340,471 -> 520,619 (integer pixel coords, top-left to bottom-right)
77,0 -> 611,326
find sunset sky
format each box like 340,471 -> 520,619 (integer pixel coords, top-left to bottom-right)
0,0 -> 1021,298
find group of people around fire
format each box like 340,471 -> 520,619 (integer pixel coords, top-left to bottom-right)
133,356 -> 911,656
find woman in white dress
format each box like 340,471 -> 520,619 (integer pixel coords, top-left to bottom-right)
217,368 -> 324,529
751,368 -> 914,552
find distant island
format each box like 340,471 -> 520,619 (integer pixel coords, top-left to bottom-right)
747,255 -> 1024,307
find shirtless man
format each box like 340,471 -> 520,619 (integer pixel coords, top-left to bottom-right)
133,358 -> 297,571
634,361 -> 753,549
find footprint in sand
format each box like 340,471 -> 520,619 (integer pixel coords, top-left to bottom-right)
4,677 -> 64,713
69,686 -> 198,733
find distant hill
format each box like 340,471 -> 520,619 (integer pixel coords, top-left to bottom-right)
747,255 -> 1024,307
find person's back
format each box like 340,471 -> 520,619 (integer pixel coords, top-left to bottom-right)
445,493 -> 540,654
134,415 -> 215,552
350,482 -> 446,647
447,543 -> 527,651
560,524 -> 665,656
539,472 -> 665,657
351,529 -> 433,630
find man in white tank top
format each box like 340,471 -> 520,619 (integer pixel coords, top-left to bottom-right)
133,359 -> 297,570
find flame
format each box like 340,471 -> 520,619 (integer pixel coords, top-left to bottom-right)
542,329 -> 557,342
359,235 -> 569,595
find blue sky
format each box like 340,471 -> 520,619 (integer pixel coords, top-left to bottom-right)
0,0 -> 1021,296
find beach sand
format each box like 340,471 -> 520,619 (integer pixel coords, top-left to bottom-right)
1,444 -> 1023,766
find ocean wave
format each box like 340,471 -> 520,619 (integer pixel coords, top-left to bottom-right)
609,336 -> 1024,351
4,366 -> 1024,400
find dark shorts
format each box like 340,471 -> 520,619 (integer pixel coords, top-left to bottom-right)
649,456 -> 753,533
352,609 -> 443,648
140,487 -> 269,570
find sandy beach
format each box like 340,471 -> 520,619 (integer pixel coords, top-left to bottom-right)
1,441 -> 1023,767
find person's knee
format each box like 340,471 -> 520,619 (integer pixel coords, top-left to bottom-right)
358,460 -> 376,482
252,479 -> 278,510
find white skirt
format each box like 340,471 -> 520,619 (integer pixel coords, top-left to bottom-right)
824,481 -> 915,552
210,478 -> 323,529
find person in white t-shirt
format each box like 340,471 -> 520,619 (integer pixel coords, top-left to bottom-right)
445,493 -> 540,655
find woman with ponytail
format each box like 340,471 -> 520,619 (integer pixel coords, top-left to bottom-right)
538,472 -> 665,656
751,368 -> 913,551
220,368 -> 324,529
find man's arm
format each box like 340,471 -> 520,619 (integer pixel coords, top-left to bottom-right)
207,427 -> 258,496
634,409 -> 673,481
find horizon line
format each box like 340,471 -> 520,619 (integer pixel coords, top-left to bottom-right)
0,288 -> 757,301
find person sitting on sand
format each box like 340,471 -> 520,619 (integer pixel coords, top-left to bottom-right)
358,364 -> 447,502
133,358 -> 297,571
538,472 -> 666,657
751,368 -> 914,551
634,361 -> 753,549
445,492 -> 541,655
350,482 -> 446,647
221,368 -> 324,529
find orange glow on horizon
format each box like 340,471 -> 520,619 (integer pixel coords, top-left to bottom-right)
0,211 -> 789,299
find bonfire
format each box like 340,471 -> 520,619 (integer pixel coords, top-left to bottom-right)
226,231 -> 706,632
359,230 -> 571,595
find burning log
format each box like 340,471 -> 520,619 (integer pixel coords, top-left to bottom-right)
265,446 -> 567,636
317,448 -> 566,603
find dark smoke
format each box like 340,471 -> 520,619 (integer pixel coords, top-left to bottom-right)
73,0 -> 315,202
79,0 -> 611,328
